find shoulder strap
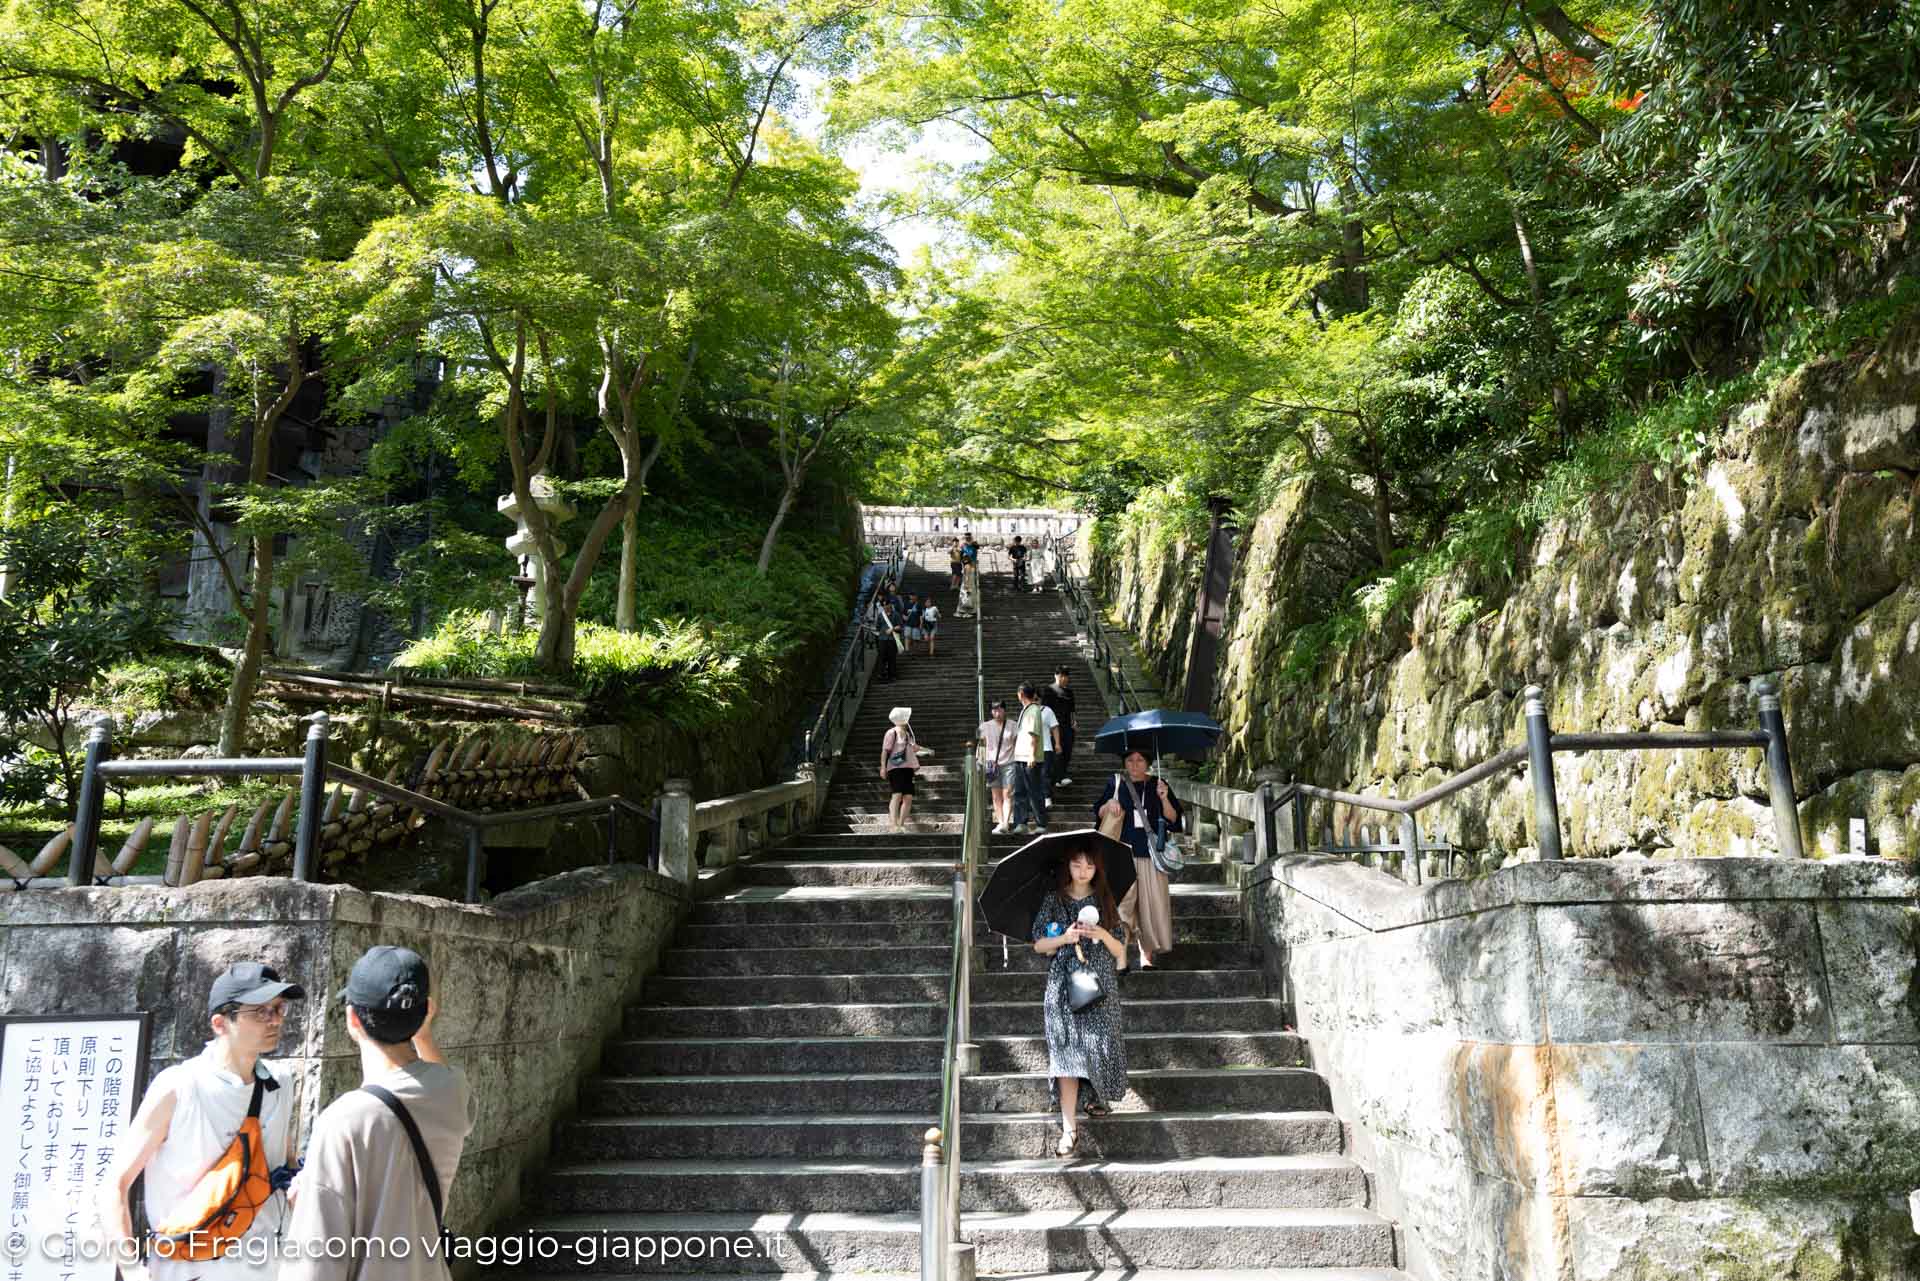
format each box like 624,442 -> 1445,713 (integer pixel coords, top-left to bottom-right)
362,1084 -> 443,1233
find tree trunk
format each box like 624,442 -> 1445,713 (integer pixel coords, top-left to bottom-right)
616,503 -> 637,631
534,593 -> 575,672
1510,206 -> 1571,429
1336,170 -> 1369,312
1369,467 -> 1394,566
217,534 -> 275,756
214,331 -> 305,755
756,480 -> 801,576
0,453 -> 15,600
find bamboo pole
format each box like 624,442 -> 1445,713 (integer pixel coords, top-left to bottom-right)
265,665 -> 579,699
205,804 -> 240,869
267,792 -> 296,843
237,801 -> 273,856
30,828 -> 73,876
179,810 -> 214,886
114,818 -> 157,875
260,671 -> 579,721
164,816 -> 192,886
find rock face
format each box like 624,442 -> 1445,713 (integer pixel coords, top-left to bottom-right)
1089,314 -> 1920,861
0,869 -> 686,1237
1257,855 -> 1920,1280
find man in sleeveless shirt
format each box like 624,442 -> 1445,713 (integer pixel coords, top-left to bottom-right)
282,946 -> 474,1281
96,961 -> 306,1279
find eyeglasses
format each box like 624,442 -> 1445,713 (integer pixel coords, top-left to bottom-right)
232,1001 -> 291,1024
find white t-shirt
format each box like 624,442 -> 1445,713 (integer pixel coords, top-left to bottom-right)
976,718 -> 1015,768
281,1060 -> 475,1281
921,605 -> 940,629
1039,706 -> 1060,752
1014,704 -> 1046,764
137,1045 -> 295,1281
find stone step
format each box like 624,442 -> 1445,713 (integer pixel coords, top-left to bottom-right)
656,941 -> 1255,976
734,860 -> 1229,889
622,997 -> 1286,1039
602,1031 -> 1306,1077
507,1271 -> 1407,1281
560,1110 -> 1346,1161
534,1153 -> 1370,1215
669,916 -> 1246,951
688,885 -> 1240,925
504,1206 -> 1395,1272
641,968 -> 1266,1006
582,1067 -> 1327,1118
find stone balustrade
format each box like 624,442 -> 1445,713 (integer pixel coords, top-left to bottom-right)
656,773 -> 819,883
861,504 -> 1085,540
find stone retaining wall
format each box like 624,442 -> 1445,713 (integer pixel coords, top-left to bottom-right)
1255,854 -> 1920,1279
1086,312 -> 1920,862
0,866 -> 685,1235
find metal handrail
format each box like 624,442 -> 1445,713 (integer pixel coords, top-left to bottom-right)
63,712 -> 658,902
805,540 -> 908,767
1209,681 -> 1807,884
922,561 -> 988,1281
1044,534 -> 1144,714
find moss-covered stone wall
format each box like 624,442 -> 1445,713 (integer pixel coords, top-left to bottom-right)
1089,317 -> 1920,861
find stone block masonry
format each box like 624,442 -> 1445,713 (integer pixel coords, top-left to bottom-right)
1087,311 -> 1920,862
1256,853 -> 1920,1280
0,866 -> 686,1236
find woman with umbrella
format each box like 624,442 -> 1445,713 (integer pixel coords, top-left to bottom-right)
1028,837 -> 1131,1155
1095,748 -> 1185,969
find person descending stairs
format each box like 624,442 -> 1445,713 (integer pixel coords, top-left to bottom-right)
502,549 -> 1407,1278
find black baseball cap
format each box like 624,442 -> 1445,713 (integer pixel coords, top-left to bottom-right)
207,963 -> 306,1015
337,945 -> 430,1012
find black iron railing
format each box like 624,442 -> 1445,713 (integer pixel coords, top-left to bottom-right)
1044,534 -> 1145,714
59,713 -> 655,902
1226,681 -> 1806,882
803,539 -> 907,768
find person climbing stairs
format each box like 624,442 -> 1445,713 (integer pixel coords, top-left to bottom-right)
499,549 -> 1406,1277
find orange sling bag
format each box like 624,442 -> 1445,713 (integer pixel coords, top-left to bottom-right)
150,1077 -> 276,1261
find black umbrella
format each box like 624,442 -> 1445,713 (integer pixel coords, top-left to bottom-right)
978,828 -> 1138,940
1092,708 -> 1224,759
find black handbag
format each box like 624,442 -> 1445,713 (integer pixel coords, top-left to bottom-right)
1066,943 -> 1105,1012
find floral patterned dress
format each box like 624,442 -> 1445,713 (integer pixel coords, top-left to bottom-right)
1030,890 -> 1130,1110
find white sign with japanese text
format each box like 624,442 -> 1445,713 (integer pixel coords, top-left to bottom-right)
1,1015 -> 149,1281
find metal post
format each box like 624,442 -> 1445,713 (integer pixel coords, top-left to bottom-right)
1521,685 -> 1563,861
920,1128 -> 948,1281
68,717 -> 113,886
1290,784 -> 1309,853
1755,677 -> 1806,858
291,712 -> 330,883
1398,813 -> 1423,886
464,826 -> 482,903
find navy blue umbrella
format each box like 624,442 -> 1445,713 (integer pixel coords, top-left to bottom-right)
1092,708 -> 1223,759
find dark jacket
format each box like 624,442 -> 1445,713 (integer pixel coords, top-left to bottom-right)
1039,682 -> 1076,731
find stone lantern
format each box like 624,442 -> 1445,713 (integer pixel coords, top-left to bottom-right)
498,475 -> 575,626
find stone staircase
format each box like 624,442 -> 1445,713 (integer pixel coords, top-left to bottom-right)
504,556 -> 1405,1278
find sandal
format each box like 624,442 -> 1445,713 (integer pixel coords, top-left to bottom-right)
1055,1128 -> 1078,1157
1083,1101 -> 1110,1118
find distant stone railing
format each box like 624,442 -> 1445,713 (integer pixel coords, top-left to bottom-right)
862,504 -> 1085,540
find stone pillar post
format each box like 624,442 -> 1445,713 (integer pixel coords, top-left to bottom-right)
659,779 -> 694,885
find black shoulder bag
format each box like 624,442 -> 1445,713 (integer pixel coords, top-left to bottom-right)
362,1085 -> 446,1247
